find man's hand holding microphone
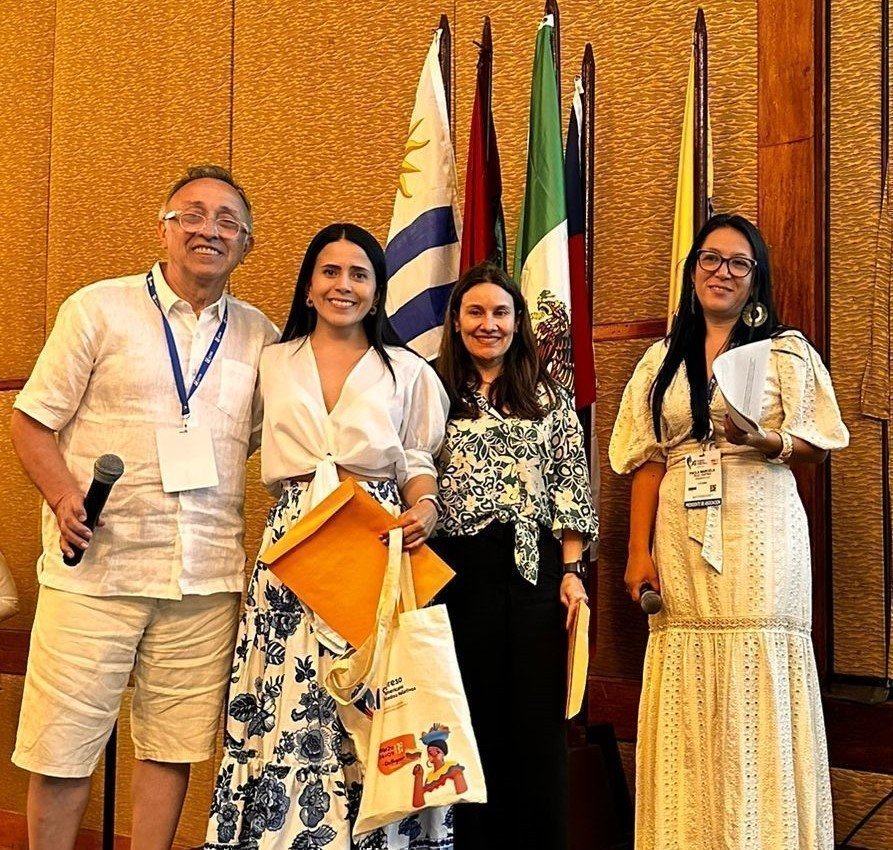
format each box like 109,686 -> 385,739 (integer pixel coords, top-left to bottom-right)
57,455 -> 124,566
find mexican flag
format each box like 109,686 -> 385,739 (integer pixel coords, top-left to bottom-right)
513,14 -> 573,392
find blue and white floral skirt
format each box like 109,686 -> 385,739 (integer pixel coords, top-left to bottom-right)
206,479 -> 453,850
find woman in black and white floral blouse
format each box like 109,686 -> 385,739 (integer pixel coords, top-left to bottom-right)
429,262 -> 597,850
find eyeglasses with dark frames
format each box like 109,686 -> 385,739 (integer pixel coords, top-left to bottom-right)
696,249 -> 756,279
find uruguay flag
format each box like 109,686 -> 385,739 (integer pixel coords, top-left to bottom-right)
385,28 -> 462,359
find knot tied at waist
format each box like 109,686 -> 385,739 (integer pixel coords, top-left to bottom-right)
284,457 -> 393,511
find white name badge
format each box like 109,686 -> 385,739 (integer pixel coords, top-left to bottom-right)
156,425 -> 219,493
684,448 -> 722,509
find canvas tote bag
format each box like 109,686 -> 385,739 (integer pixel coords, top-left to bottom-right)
326,528 -> 486,837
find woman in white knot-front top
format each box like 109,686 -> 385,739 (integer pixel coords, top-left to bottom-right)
205,223 -> 451,850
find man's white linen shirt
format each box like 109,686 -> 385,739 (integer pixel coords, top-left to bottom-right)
15,262 -> 279,599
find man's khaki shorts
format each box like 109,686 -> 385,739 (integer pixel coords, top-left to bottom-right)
13,585 -> 240,778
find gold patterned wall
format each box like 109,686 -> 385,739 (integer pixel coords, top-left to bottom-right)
0,0 -> 888,846
825,2 -> 893,836
829,0 -> 890,680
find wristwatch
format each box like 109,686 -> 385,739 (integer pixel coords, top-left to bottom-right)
415,493 -> 442,516
562,559 -> 589,582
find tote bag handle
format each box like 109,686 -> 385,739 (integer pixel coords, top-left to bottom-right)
398,548 -> 417,614
325,527 -> 404,704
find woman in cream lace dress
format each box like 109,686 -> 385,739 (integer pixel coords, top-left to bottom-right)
610,214 -> 848,849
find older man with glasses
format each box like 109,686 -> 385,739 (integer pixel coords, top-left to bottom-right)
10,164 -> 278,850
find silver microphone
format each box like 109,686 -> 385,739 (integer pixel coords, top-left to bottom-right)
640,584 -> 663,615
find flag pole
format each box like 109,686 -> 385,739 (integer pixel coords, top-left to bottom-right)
693,8 -> 709,233
481,16 -> 493,160
880,0 -> 892,688
580,44 -> 598,727
582,44 -> 595,330
438,14 -> 452,134
544,0 -> 561,111
580,44 -> 596,462
102,727 -> 117,849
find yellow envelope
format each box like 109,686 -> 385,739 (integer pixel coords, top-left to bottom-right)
565,600 -> 590,719
261,478 -> 454,648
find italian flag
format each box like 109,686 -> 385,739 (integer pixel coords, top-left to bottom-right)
514,14 -> 573,392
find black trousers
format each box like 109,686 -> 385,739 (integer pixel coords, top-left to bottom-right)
430,522 -> 569,850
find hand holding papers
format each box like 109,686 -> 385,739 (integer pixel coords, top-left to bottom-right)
712,339 -> 771,436
260,478 -> 454,648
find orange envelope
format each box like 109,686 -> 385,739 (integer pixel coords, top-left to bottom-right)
260,478 -> 454,648
565,600 -> 590,719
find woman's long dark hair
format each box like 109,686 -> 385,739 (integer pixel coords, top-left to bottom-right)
650,213 -> 783,441
437,262 -> 558,419
280,223 -> 409,377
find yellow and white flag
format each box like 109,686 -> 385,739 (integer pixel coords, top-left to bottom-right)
668,43 -> 713,330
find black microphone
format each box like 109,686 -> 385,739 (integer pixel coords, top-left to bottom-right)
63,454 -> 125,567
640,583 -> 663,615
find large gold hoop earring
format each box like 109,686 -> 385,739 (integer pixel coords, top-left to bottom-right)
741,300 -> 768,327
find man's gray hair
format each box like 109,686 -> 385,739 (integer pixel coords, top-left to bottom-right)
160,164 -> 253,233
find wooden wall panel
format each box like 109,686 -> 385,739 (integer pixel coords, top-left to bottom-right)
757,1 -> 815,147
0,392 -> 43,632
590,337 -> 656,678
831,768 -> 893,847
758,139 -> 820,331
45,0 -> 232,316
0,2 -> 54,382
829,0 -> 888,678
0,675 -> 29,816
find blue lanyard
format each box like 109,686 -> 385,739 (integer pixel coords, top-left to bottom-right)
146,270 -> 228,421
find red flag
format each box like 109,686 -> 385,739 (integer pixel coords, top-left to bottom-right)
565,79 -> 597,410
460,17 -> 506,271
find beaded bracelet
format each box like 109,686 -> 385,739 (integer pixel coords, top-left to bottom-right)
766,429 -> 794,464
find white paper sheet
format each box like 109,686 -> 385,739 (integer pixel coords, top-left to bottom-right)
713,339 -> 771,436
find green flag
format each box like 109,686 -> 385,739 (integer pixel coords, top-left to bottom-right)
514,14 -> 572,390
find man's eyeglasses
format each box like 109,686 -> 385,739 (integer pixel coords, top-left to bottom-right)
162,210 -> 251,240
696,249 -> 756,279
